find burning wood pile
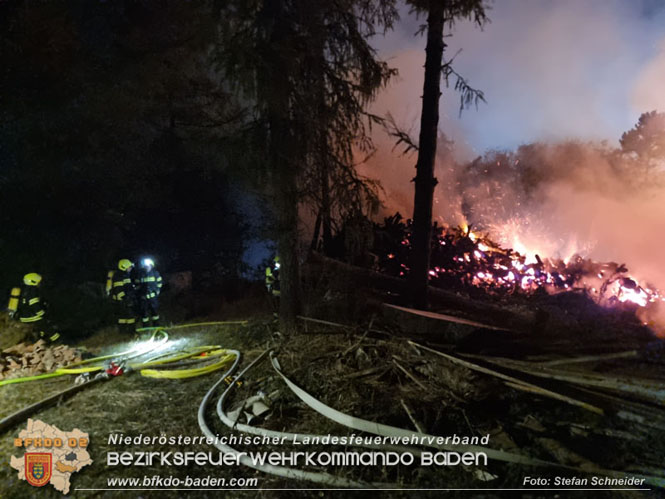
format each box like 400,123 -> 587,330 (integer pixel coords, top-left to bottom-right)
0,341 -> 82,380
373,213 -> 662,309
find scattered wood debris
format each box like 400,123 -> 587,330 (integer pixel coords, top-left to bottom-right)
245,313 -> 665,488
0,341 -> 82,380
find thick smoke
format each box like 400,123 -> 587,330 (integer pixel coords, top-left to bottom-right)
357,0 -> 665,326
460,142 -> 665,276
633,38 -> 665,112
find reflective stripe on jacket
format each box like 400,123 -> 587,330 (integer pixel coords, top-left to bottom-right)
135,269 -> 163,299
17,284 -> 46,322
110,270 -> 134,302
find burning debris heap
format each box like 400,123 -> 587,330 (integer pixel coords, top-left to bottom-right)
0,341 -> 82,380
373,213 -> 661,310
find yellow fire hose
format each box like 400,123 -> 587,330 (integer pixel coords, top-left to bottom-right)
139,351 -> 236,379
0,329 -> 168,385
53,329 -> 170,375
0,320 -> 246,386
0,347 -> 238,432
0,321 -> 245,432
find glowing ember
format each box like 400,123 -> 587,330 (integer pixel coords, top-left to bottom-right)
619,287 -> 648,306
375,216 -> 663,312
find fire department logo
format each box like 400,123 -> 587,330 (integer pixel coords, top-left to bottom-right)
10,419 -> 93,494
25,453 -> 52,487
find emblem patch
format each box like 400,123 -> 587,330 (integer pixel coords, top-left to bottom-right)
25,453 -> 52,487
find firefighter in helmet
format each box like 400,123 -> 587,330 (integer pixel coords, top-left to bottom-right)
134,257 -> 163,327
109,259 -> 137,333
7,273 -> 61,343
265,255 -> 281,297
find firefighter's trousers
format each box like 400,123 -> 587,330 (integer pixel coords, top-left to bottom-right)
139,297 -> 160,327
114,301 -> 136,334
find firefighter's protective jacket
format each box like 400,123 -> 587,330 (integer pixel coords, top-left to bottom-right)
265,266 -> 280,296
135,268 -> 162,299
16,284 -> 46,323
110,269 -> 135,303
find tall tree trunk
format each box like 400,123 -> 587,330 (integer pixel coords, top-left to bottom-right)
310,167 -> 333,254
409,0 -> 444,309
320,165 -> 333,254
311,13 -> 334,257
274,159 -> 302,333
265,0 -> 301,333
311,211 -> 322,251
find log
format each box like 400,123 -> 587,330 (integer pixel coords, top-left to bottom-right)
540,351 -> 638,366
409,340 -> 604,414
382,303 -> 510,342
306,252 -> 535,332
464,354 -> 665,405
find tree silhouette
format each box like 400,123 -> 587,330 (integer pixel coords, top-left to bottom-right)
620,110 -> 665,179
406,0 -> 488,308
215,0 -> 396,331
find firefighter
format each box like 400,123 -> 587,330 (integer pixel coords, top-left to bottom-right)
265,255 -> 281,297
7,273 -> 61,343
134,257 -> 163,327
110,259 -> 137,334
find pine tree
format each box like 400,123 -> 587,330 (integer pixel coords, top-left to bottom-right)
215,0 -> 396,331
406,0 -> 488,308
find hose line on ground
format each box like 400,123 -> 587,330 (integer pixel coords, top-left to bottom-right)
0,329 -> 169,385
214,351 -> 423,459
55,330 -> 170,375
268,352 -> 665,489
1,319 -> 248,386
0,321 -> 248,431
198,350 -> 377,487
139,351 -> 236,379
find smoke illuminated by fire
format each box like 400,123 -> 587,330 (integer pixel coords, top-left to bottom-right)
473,225 -> 653,305
449,223 -> 661,309
362,134 -> 665,334
358,1 -> 665,334
375,214 -> 665,336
